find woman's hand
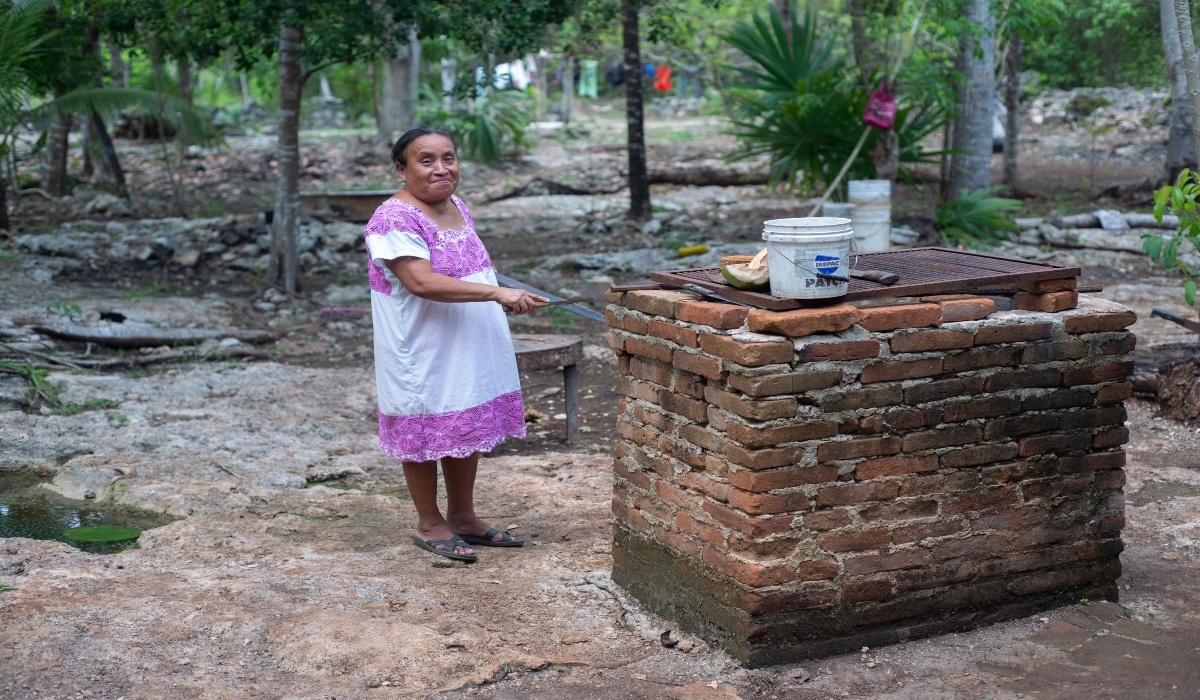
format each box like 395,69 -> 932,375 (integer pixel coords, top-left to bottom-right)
494,287 -> 548,315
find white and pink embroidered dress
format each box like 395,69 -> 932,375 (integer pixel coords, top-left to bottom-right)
364,195 -> 525,463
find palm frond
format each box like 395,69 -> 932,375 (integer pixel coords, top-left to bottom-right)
935,187 -> 1020,248
36,87 -> 222,146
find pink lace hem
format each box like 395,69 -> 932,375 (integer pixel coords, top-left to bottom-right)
363,195 -> 492,297
378,390 -> 526,463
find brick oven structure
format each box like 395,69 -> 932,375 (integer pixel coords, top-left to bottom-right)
605,283 -> 1132,666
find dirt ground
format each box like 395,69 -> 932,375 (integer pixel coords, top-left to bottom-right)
2,104 -> 1199,699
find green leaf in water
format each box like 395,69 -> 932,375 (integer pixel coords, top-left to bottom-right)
62,525 -> 142,542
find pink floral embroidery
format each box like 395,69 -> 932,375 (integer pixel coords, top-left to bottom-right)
378,390 -> 526,463
363,195 -> 491,296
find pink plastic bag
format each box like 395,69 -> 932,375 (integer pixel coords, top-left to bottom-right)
863,81 -> 896,130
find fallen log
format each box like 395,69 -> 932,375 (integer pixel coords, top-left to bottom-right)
1157,358 -> 1200,423
1133,342 -> 1200,395
35,322 -> 281,349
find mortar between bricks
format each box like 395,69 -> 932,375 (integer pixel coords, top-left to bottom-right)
606,292 -> 1133,666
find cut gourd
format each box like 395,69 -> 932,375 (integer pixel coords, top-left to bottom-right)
720,262 -> 769,290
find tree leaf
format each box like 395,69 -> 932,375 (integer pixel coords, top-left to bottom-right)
1186,280 -> 1196,307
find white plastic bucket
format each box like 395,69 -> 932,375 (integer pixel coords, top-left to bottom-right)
822,202 -> 857,219
848,179 -> 892,210
761,217 -> 855,299
852,208 -> 892,253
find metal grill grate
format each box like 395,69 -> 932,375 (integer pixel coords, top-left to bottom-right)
650,247 -> 1080,310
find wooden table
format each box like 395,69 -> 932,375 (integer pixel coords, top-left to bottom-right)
513,334 -> 584,443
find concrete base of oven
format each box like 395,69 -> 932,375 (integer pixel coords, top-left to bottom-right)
613,525 -> 1122,667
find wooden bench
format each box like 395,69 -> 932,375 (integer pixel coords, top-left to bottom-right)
512,334 -> 584,443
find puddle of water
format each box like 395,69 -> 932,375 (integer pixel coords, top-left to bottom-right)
0,473 -> 177,553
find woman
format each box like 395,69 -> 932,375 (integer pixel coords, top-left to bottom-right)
363,127 -> 546,562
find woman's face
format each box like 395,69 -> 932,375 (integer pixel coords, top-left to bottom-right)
396,134 -> 460,203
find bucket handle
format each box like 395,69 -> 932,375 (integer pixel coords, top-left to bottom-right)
767,241 -> 857,283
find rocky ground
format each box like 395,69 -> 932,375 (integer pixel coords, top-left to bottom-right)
1,93 -> 1198,699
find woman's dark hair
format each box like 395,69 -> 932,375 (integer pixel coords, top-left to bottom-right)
390,127 -> 458,167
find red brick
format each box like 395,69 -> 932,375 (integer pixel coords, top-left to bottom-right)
817,436 -> 902,461
984,368 -> 1061,392
617,376 -> 662,404
612,438 -> 631,459
675,300 -> 749,330
724,443 -> 806,470
648,318 -> 699,348
1022,340 -> 1088,364
890,329 -> 974,353
727,369 -> 841,397
1016,277 -> 1077,294
861,358 -> 943,383
729,464 -> 839,492
659,435 -> 705,470
943,396 -> 1021,422
803,509 -> 852,531
704,386 -> 797,421
625,336 -> 674,364
855,454 -> 938,480
1096,381 -> 1132,404
612,499 -> 652,533
1022,388 -> 1095,411
1059,405 -> 1127,430
679,470 -> 729,502
1100,334 -> 1136,355
1056,450 -> 1125,473
1063,310 -> 1137,334
1099,515 -> 1126,534
931,533 -> 1009,560
676,512 -> 725,547
939,442 -> 1019,468
974,322 -> 1053,345
855,408 -> 943,434
843,549 -> 926,576
1095,468 -> 1126,490
728,534 -> 801,561
797,339 -> 881,362
816,482 -> 899,506
617,354 -> 631,376
1018,432 -> 1091,456
840,579 -> 894,603
698,333 -> 793,367
728,488 -> 810,515
679,424 -> 725,452
605,288 -> 627,305
796,559 -> 840,580
902,425 -> 981,452
904,377 -> 986,404
653,527 -> 700,556
984,413 -> 1060,441
856,303 -> 942,332
1062,362 -> 1133,387
747,304 -> 859,338
675,372 -> 705,399
944,484 -> 1019,514
633,403 -> 669,430
613,458 -> 652,490
898,470 -> 980,497
1013,290 -> 1078,312
703,549 -> 795,586
890,520 -> 964,544
821,385 -> 904,411
980,460 -> 1056,484
605,331 -> 626,351
702,501 -> 794,538
818,528 -> 890,552
660,392 -> 708,423
921,296 -> 995,323
942,346 -> 1022,372
630,357 -> 673,388
726,420 -> 838,448
672,350 -> 726,381
972,505 -> 1046,531
624,289 -> 697,318
605,309 -> 649,334
859,499 -> 939,522
1022,475 -> 1091,501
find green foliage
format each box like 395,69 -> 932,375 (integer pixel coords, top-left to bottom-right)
0,582 -> 11,592
1144,169 -> 1200,306
57,398 -> 117,416
0,359 -> 63,407
419,89 -> 531,164
47,300 -> 83,322
934,187 -> 1020,248
62,525 -> 142,542
724,3 -> 950,193
124,281 -> 173,299
1023,0 -> 1164,88
110,413 -> 129,428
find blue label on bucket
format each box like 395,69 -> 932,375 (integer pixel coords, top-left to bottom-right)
814,255 -> 841,274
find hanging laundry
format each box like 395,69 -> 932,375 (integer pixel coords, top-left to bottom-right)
525,55 -> 538,79
510,60 -> 530,90
645,63 -> 655,79
653,65 -> 673,93
475,66 -> 486,96
493,63 -> 512,90
578,59 -> 599,99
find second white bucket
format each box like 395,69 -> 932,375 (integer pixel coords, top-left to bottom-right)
762,217 -> 855,300
848,179 -> 892,253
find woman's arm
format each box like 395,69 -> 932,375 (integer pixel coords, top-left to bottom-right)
384,257 -> 547,314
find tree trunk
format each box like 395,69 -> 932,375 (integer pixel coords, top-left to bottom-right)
562,55 -> 574,124
90,110 -> 129,199
81,116 -> 95,179
41,106 -> 71,196
1003,32 -> 1023,189
0,173 -> 9,231
1175,0 -> 1200,165
240,73 -> 253,106
1163,0 -> 1198,183
622,0 -> 651,221
271,23 -> 303,293
107,35 -> 127,88
379,26 -> 419,142
948,0 -> 995,200
773,0 -> 792,41
178,53 -> 193,108
848,0 -> 871,83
